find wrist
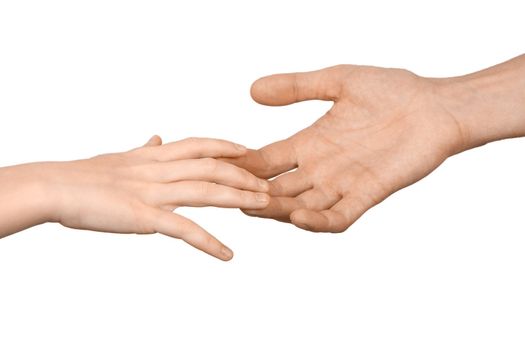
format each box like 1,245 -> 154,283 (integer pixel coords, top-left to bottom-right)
21,162 -> 61,223
434,55 -> 525,153
35,162 -> 67,223
0,162 -> 58,235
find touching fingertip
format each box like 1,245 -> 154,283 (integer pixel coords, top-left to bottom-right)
258,179 -> 270,192
255,193 -> 270,203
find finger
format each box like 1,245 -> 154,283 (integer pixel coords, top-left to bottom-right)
222,138 -> 297,179
294,188 -> 341,211
290,195 -> 370,233
143,135 -> 163,147
242,187 -> 341,222
251,65 -> 345,106
142,158 -> 269,192
269,170 -> 312,197
242,197 -> 303,223
242,188 -> 340,222
151,209 -> 233,261
154,181 -> 270,209
146,137 -> 247,162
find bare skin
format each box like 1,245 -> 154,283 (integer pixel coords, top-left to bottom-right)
228,54 -> 525,232
1,56 -> 524,260
0,136 -> 270,261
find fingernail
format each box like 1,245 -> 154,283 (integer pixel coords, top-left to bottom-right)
256,193 -> 270,202
258,179 -> 269,191
221,246 -> 234,260
234,143 -> 246,151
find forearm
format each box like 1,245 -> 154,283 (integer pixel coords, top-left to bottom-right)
437,54 -> 525,152
0,163 -> 54,238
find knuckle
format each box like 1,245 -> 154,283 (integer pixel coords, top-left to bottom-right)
134,205 -> 157,234
239,190 -> 252,202
176,223 -> 191,240
328,64 -> 346,74
135,164 -> 159,181
200,234 -> 215,250
138,183 -> 160,205
197,181 -> 215,196
201,157 -> 219,173
238,168 -> 255,184
169,215 -> 193,240
182,136 -> 200,144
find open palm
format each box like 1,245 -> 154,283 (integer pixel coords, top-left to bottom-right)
229,65 -> 465,232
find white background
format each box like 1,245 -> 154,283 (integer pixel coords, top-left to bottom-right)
1,1 -> 524,349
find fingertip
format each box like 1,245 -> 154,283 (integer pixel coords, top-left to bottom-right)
257,179 -> 270,192
198,237 -> 234,261
154,210 -> 233,261
219,245 -> 234,261
250,77 -> 265,104
255,192 -> 270,206
250,75 -> 286,106
251,68 -> 342,106
238,192 -> 270,210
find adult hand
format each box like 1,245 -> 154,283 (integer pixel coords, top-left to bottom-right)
227,65 -> 468,232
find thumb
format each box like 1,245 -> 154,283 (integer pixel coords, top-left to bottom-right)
143,135 -> 163,147
250,65 -> 346,106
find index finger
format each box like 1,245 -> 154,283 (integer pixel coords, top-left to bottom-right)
143,137 -> 248,162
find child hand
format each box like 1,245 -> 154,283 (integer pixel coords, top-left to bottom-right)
10,136 -> 270,261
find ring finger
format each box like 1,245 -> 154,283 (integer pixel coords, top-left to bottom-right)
150,181 -> 270,209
